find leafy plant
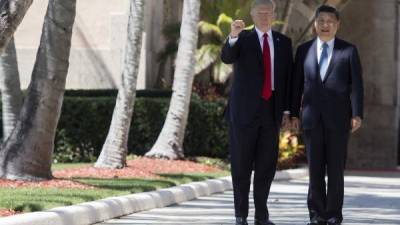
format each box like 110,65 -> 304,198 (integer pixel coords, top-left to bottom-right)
278,131 -> 305,169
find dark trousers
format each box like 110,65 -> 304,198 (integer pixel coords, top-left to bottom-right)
304,116 -> 349,222
229,97 -> 279,220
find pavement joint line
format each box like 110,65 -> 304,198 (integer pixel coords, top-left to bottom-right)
0,167 -> 308,225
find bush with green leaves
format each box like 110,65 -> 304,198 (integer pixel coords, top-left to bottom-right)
53,94 -> 229,163
0,90 -> 304,168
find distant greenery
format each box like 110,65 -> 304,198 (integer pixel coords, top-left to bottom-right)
194,156 -> 230,171
51,94 -> 228,163
278,131 -> 306,169
0,90 -> 304,171
195,0 -> 254,84
51,162 -> 92,171
0,172 -> 227,214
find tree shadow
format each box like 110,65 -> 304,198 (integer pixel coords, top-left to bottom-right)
14,203 -> 43,212
70,177 -> 177,193
157,173 -> 216,182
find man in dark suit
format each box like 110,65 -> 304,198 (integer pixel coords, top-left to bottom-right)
291,5 -> 364,225
221,0 -> 293,224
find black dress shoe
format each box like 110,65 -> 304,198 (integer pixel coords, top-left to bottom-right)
326,218 -> 341,225
307,218 -> 326,225
254,218 -> 275,225
235,217 -> 248,225
307,222 -> 326,225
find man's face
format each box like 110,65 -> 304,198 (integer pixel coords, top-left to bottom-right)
314,12 -> 340,41
251,4 -> 275,32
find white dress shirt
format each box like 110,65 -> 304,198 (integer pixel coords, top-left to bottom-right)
317,37 -> 335,68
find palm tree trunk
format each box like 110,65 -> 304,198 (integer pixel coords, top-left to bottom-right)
0,37 -> 23,141
0,0 -> 76,181
145,0 -> 200,160
280,0 -> 294,35
0,0 -> 33,53
95,0 -> 145,169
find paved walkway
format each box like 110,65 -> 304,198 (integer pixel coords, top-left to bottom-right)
98,172 -> 400,225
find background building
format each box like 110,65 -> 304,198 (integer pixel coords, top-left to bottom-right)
14,0 -> 182,90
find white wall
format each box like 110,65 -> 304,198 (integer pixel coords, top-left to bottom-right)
14,0 -> 148,90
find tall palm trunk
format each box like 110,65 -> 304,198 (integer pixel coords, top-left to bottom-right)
0,0 -> 33,53
0,37 -> 23,141
0,0 -> 76,181
95,0 -> 145,169
145,0 -> 200,159
280,0 -> 294,35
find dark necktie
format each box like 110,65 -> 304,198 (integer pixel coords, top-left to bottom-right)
262,33 -> 272,100
319,42 -> 329,80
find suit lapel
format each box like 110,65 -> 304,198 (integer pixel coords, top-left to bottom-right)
272,31 -> 279,84
305,39 -> 320,82
322,38 -> 339,83
250,28 -> 263,66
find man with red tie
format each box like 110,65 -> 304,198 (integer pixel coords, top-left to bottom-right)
221,0 -> 293,224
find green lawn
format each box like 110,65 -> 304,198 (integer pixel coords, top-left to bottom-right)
51,162 -> 92,171
0,170 -> 229,214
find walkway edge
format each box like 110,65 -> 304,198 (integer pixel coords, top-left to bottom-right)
0,167 -> 308,225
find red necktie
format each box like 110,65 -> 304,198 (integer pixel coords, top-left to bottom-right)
262,33 -> 272,101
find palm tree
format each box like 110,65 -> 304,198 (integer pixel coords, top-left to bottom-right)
196,0 -> 299,84
195,13 -> 235,84
0,37 -> 23,140
279,0 -> 294,35
0,0 -> 77,180
145,0 -> 201,159
95,0 -> 145,169
0,0 -> 33,53
200,0 -> 252,24
156,0 -> 252,87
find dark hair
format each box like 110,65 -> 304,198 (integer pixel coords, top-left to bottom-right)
315,5 -> 340,20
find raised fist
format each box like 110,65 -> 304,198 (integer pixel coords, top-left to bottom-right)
230,20 -> 245,38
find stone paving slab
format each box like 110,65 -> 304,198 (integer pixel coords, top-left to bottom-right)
98,172 -> 400,225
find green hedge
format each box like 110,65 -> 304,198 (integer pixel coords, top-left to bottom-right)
62,89 -> 173,98
0,90 -> 304,166
54,95 -> 229,162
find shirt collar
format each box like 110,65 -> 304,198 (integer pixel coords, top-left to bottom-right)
317,37 -> 335,50
255,26 -> 272,40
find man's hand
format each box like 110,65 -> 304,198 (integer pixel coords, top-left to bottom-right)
281,114 -> 291,131
291,117 -> 300,133
230,20 -> 245,38
351,116 -> 362,133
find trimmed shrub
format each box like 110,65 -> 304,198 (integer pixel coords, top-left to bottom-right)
53,95 -> 229,162
0,89 -> 304,168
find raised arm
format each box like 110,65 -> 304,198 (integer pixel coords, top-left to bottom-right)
221,20 -> 245,64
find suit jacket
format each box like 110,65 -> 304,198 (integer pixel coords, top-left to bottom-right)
221,29 -> 293,126
291,37 -> 364,130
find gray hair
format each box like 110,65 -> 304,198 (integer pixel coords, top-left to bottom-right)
251,0 -> 276,13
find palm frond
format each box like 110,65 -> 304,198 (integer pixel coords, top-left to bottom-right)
245,24 -> 255,30
195,44 -> 221,75
213,61 -> 233,83
216,13 -> 233,37
273,20 -> 286,26
198,21 -> 223,39
235,0 -> 253,22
